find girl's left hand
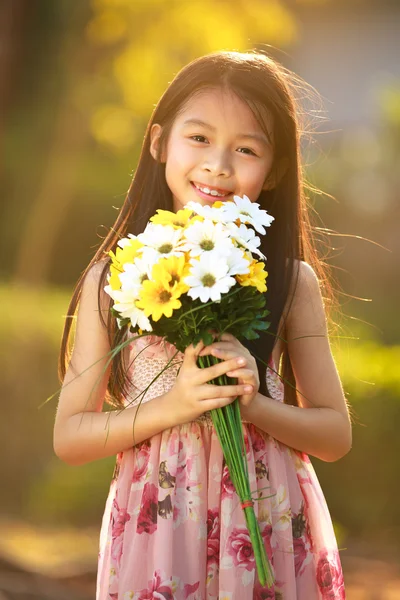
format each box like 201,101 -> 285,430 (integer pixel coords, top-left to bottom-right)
198,332 -> 260,413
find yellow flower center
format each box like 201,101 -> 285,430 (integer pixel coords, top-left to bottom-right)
201,274 -> 216,287
159,290 -> 172,303
200,239 -> 214,251
174,221 -> 185,227
169,273 -> 180,286
158,243 -> 173,254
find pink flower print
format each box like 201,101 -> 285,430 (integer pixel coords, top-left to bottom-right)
293,537 -> 307,577
260,523 -> 273,561
251,427 -> 267,454
137,482 -> 158,535
111,502 -> 131,538
226,526 -> 255,571
183,580 -> 200,599
296,473 -> 312,513
207,508 -> 220,567
111,452 -> 123,482
316,549 -> 345,599
221,463 -> 235,499
132,440 -> 151,483
253,580 -> 275,600
111,534 -> 124,569
130,334 -> 179,361
255,458 -> 269,481
132,568 -> 175,600
110,498 -> 130,568
243,429 -> 251,456
253,578 -> 284,600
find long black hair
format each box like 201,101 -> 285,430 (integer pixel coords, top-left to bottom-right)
59,50 -> 336,409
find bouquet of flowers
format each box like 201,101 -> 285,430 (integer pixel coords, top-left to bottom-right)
104,195 -> 275,586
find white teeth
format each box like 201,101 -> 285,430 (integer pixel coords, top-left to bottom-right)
194,183 -> 228,197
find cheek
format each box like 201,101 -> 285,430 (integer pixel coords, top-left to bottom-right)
239,163 -> 271,191
167,142 -> 197,174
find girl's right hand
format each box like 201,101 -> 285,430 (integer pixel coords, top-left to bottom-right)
166,339 -> 253,426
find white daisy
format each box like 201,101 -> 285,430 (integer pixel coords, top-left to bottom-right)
117,232 -> 140,249
137,223 -> 185,262
118,255 -> 156,291
226,222 -> 266,260
180,219 -> 234,257
110,288 -> 153,332
103,282 -> 117,300
223,194 -> 275,234
225,247 -> 251,276
184,200 -> 227,223
184,252 -> 236,303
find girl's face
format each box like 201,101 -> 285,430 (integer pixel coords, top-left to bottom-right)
150,87 -> 275,212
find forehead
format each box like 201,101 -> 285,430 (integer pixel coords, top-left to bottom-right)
175,87 -> 270,133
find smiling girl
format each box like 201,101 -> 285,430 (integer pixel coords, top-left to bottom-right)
54,51 -> 351,599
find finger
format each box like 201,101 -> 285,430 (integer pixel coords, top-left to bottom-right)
239,393 -> 254,407
201,395 -> 236,411
218,332 -> 238,343
225,367 -> 255,379
200,382 -> 253,401
198,356 -> 247,384
211,347 -> 242,360
198,342 -> 237,357
184,339 -> 205,365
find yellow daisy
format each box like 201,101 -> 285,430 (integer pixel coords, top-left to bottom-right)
107,238 -> 143,291
211,200 -> 225,209
150,208 -> 195,229
107,250 -> 123,291
236,260 -> 268,293
136,270 -> 182,321
152,255 -> 190,295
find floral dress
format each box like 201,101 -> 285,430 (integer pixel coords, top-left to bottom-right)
96,335 -> 345,599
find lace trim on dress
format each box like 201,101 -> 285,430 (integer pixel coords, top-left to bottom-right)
123,333 -> 284,426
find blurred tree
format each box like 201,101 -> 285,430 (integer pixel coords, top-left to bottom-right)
0,0 -> 34,161
10,0 -> 297,285
85,0 -> 297,151
11,3 -> 93,286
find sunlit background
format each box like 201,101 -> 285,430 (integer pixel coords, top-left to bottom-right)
1,0 -> 399,598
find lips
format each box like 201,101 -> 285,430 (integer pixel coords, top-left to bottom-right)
191,181 -> 233,196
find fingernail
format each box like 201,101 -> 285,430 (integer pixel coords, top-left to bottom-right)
244,386 -> 253,392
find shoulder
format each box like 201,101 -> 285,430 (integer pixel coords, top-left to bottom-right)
285,260 -> 326,334
84,258 -> 111,298
79,259 -> 112,330
293,260 -> 321,297
85,258 -> 110,284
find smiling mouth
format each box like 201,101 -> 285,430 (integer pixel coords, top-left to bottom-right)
190,181 -> 233,198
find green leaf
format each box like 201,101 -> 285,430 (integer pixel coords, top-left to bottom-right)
201,331 -> 214,346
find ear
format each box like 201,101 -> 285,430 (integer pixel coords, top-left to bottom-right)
150,123 -> 165,162
262,158 -> 289,190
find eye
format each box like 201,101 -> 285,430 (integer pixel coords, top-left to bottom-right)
237,147 -> 257,156
190,135 -> 208,143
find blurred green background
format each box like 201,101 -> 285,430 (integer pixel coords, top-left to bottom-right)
1,0 -> 399,597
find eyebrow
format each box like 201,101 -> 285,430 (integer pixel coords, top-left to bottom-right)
182,118 -> 270,146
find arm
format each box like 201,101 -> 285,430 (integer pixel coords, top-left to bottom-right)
57,395 -> 176,466
53,261 -> 177,466
245,261 -> 352,462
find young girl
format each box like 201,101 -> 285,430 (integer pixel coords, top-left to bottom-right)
54,50 -> 352,599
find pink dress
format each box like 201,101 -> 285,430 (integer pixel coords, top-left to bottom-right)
96,335 -> 345,599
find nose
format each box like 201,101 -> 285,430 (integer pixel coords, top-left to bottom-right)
202,149 -> 233,177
